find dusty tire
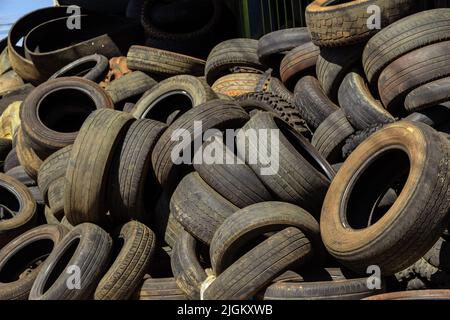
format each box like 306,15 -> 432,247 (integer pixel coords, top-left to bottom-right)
210,202 -> 322,275
205,39 -> 266,85
136,277 -> 187,300
311,110 -> 355,164
170,172 -> 238,245
236,112 -> 334,217
105,71 -> 157,105
47,178 -> 65,218
321,121 -> 450,275
127,45 -> 205,78
49,54 -> 109,83
293,76 -> 339,130
211,73 -> 261,97
16,128 -> 43,182
109,119 -> 167,223
94,221 -> 156,300
405,105 -> 450,128
405,77 -> 450,112
364,290 -> 450,300
6,166 -> 35,187
0,224 -> 67,300
132,75 -> 217,124
338,71 -> 395,130
341,123 -> 385,158
3,148 -> 19,173
29,223 -> 112,300
424,237 -> 450,273
151,100 -> 249,192
64,109 -> 135,226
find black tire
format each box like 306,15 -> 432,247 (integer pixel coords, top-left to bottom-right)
210,202 -> 322,275
265,77 -> 294,105
293,76 -> 339,130
64,109 -> 135,226
236,112 -> 335,217
170,172 -> 238,245
257,28 -> 311,69
405,77 -> 450,112
0,224 -> 67,300
338,71 -> 395,130
109,119 -> 167,223
164,213 -> 184,249
316,45 -> 364,102
342,123 -> 385,158
171,229 -> 207,300
0,173 -> 38,249
3,148 -> 19,173
28,186 -> 44,207
311,110 -> 355,164
404,105 -> 450,128
193,136 -> 272,208
151,100 -> 249,192
29,223 -> 112,300
136,277 -> 187,300
235,92 -> 310,137
49,54 -> 109,83
363,9 -> 450,86
321,121 -> 450,275
94,221 -> 156,300
6,166 -> 35,187
131,75 -> 217,124
105,71 -> 157,105
205,39 -> 266,85
424,237 -> 450,273
203,227 -> 312,300
127,45 -> 205,78
20,77 -> 114,158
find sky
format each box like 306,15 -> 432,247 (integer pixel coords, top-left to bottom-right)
0,0 -> 54,40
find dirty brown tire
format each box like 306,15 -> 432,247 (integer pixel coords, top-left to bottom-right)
0,224 -> 67,300
170,172 -> 238,245
44,206 -> 63,225
363,9 -> 450,86
136,278 -> 188,300
105,71 -> 157,105
280,42 -> 320,90
164,213 -> 184,248
20,77 -> 114,158
305,0 -> 416,47
210,202 -> 322,275
6,166 -> 35,187
151,100 -> 249,192
132,75 -> 217,124
205,39 -> 266,85
211,73 -> 261,97
204,227 -> 312,300
49,54 -> 109,82
424,237 -> 450,273
321,121 -> 450,275
364,290 -> 450,300
405,77 -> 450,113
29,223 -> 112,300
193,136 -> 272,208
95,221 -> 156,300
236,112 -> 334,217
293,76 -> 339,130
257,27 -> 311,69
64,109 -> 135,227
378,41 -> 450,115
16,128 -> 43,181
47,178 -> 65,218
171,229 -> 207,300
109,119 -> 167,223
37,145 -> 72,204
311,110 -> 355,164
338,71 -> 395,130
127,45 -> 205,78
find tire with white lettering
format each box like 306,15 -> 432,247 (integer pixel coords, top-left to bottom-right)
29,223 -> 112,300
203,227 -> 312,300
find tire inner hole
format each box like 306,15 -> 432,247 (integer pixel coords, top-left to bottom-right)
0,185 -> 20,220
142,90 -> 193,125
55,60 -> 97,78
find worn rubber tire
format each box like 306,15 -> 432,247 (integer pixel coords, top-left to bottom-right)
257,28 -> 311,69
236,112 -> 335,217
170,172 -> 238,245
306,0 -> 416,47
338,71 -> 395,130
364,289 -> 450,300
44,206 -> 63,225
205,39 -> 266,85
363,9 -> 450,86
321,121 -> 450,275
29,223 -> 112,300
280,42 -> 320,91
210,202 -> 322,275
193,136 -> 272,208
405,105 -> 450,128
405,77 -> 450,113
378,41 -> 450,114
424,237 -> 450,273
0,137 -> 12,163
3,148 -> 19,173
136,277 -> 187,300
204,227 -> 312,300
311,110 -> 355,163
49,54 -> 109,83
293,76 -> 339,130
151,100 -> 249,192
0,224 -> 68,300
164,213 -> 184,249
94,221 -> 156,300
6,166 -> 35,187
16,128 -> 43,181
211,73 -> 261,97
109,119 -> 167,223
47,178 -> 65,219
341,123 -> 385,158
132,75 -> 217,124
64,109 -> 135,227
105,71 -> 157,105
